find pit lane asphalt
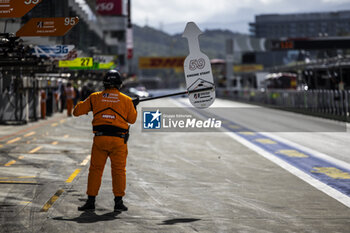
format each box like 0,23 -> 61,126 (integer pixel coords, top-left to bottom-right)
0,98 -> 349,233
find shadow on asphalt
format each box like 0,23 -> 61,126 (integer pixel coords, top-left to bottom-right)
159,218 -> 201,225
52,211 -> 121,223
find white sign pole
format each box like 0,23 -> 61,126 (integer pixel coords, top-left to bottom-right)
182,22 -> 215,109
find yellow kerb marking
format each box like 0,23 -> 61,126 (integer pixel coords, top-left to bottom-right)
60,119 -> 66,124
6,137 -> 21,144
24,131 -> 36,137
311,167 -> 350,179
66,169 -> 81,183
29,146 -> 42,154
51,123 -> 58,127
229,125 -> 241,129
276,150 -> 308,158
255,138 -> 277,144
18,156 -> 25,160
63,134 -> 69,138
41,189 -> 64,212
20,201 -> 32,204
4,160 -> 16,167
239,131 -> 256,136
51,141 -> 58,145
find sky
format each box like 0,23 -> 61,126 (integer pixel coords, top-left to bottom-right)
132,0 -> 350,34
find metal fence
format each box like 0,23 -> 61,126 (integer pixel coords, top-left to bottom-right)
216,88 -> 350,122
0,89 -> 40,124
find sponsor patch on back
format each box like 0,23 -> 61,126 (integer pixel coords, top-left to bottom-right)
102,114 -> 116,119
102,93 -> 118,99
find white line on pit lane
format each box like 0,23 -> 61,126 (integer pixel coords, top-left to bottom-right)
225,131 -> 350,208
260,132 -> 350,171
171,98 -> 350,208
79,155 -> 91,166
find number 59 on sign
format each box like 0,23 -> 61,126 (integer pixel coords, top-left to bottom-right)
24,0 -> 40,5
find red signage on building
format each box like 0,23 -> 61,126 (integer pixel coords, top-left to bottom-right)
127,48 -> 133,59
96,0 -> 123,16
139,57 -> 186,69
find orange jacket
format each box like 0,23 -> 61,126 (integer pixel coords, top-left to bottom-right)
73,89 -> 137,131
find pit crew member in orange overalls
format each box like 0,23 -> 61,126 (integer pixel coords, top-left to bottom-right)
40,89 -> 46,119
65,82 -> 76,117
73,70 -> 139,212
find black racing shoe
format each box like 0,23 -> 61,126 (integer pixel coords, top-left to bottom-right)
78,197 -> 95,211
114,198 -> 128,212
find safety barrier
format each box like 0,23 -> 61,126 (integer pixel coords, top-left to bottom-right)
216,88 -> 350,122
0,89 -> 40,124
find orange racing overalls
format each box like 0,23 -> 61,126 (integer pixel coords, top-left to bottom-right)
65,86 -> 75,117
73,88 -> 137,197
40,90 -> 46,119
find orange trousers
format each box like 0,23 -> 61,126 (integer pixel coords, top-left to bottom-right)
66,99 -> 73,116
87,136 -> 128,197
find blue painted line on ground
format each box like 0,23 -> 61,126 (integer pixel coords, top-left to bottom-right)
175,99 -> 350,197
221,123 -> 350,196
